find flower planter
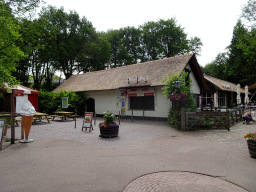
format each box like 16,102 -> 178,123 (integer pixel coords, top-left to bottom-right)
247,140 -> 256,158
99,125 -> 119,138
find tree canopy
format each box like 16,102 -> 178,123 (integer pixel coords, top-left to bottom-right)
1,2 -> 203,91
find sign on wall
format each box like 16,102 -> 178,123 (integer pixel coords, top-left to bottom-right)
62,97 -> 68,108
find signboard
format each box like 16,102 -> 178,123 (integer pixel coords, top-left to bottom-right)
144,93 -> 154,96
0,119 -> 6,151
121,107 -> 126,115
128,93 -> 137,97
62,97 -> 68,108
83,112 -> 93,127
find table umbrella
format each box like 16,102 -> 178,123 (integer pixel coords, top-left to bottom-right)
237,84 -> 241,104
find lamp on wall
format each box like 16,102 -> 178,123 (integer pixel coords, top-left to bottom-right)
174,80 -> 182,89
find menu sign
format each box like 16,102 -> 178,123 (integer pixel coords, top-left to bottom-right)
84,113 -> 93,127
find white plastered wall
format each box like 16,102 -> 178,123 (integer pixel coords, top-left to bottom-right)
86,86 -> 171,118
187,65 -> 200,94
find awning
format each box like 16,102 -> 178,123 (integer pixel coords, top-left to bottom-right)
1,83 -> 40,95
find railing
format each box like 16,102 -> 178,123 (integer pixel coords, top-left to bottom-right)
181,107 -> 242,131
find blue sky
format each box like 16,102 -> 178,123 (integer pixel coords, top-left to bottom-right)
39,0 -> 249,67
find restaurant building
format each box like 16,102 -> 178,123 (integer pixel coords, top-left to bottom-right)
53,53 -> 208,120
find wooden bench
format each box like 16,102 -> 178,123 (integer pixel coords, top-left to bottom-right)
51,115 -> 65,121
70,114 -> 79,120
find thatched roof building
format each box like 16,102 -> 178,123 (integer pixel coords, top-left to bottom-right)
53,53 -> 207,93
204,75 -> 246,93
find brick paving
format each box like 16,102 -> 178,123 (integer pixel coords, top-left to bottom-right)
123,171 -> 247,192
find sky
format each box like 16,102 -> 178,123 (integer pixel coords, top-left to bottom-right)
39,0 -> 249,67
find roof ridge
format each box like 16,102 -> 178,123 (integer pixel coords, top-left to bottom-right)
204,75 -> 238,87
75,53 -> 193,76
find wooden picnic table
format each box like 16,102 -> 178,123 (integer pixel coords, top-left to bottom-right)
34,112 -> 51,123
52,111 -> 74,120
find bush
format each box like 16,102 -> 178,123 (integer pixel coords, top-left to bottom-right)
38,90 -> 87,115
163,71 -> 197,128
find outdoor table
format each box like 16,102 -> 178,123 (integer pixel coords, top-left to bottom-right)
53,111 -> 74,120
34,112 -> 51,123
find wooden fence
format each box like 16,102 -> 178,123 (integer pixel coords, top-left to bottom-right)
181,107 -> 242,131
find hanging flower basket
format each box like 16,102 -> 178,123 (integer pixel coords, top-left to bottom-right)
169,94 -> 187,102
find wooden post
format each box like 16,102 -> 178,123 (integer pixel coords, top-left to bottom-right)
132,110 -> 133,123
143,109 -> 145,120
231,110 -> 234,125
235,109 -> 238,122
75,112 -> 76,128
11,90 -> 15,144
227,110 -> 230,131
181,107 -> 185,131
94,112 -> 96,126
119,111 -> 120,125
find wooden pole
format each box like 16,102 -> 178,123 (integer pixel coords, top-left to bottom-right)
119,111 -> 120,125
75,112 -> 76,128
132,110 -> 133,123
181,107 -> 185,131
94,112 -> 96,126
143,109 -> 145,120
11,90 -> 15,144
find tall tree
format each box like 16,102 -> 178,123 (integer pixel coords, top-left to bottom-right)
203,53 -> 228,79
139,19 -> 192,60
39,6 -> 97,79
0,2 -> 24,87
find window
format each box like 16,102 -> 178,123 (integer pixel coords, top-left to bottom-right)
129,96 -> 154,110
218,93 -> 226,107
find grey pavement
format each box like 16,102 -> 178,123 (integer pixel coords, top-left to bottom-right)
0,117 -> 256,191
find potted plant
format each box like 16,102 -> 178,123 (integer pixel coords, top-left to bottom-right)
99,111 -> 119,138
244,132 -> 256,158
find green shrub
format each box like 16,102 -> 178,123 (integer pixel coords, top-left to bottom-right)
38,90 -> 87,115
163,71 -> 197,128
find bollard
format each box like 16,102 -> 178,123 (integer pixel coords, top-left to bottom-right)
119,111 -> 120,125
75,112 -> 76,128
132,110 -> 133,123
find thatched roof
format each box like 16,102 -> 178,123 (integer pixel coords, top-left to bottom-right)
53,53 -> 203,93
204,75 -> 246,93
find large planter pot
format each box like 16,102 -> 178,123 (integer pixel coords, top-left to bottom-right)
99,125 -> 119,138
247,140 -> 256,158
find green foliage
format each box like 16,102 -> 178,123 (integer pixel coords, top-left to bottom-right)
38,90 -> 87,115
188,36 -> 203,56
0,2 -> 24,86
162,71 -> 196,128
139,19 -> 192,60
203,53 -> 228,80
103,111 -> 117,124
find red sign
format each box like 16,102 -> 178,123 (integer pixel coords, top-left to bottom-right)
128,93 -> 137,97
130,89 -> 137,92
144,93 -> 154,96
85,113 -> 93,116
142,88 -> 149,91
13,89 -> 24,97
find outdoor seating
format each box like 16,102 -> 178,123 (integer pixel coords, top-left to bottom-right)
52,111 -> 74,121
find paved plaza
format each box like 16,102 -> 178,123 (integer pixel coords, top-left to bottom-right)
0,117 -> 256,191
